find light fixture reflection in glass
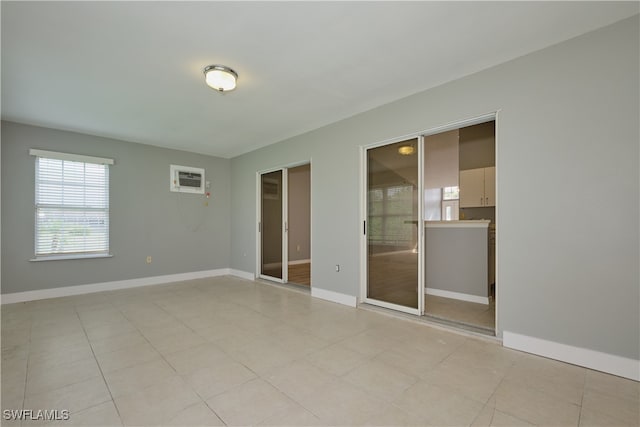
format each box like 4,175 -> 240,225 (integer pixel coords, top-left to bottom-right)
398,145 -> 415,156
204,65 -> 238,92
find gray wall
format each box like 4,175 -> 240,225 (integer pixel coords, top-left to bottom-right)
425,227 -> 488,298
230,16 -> 639,360
288,164 -> 311,262
1,121 -> 231,294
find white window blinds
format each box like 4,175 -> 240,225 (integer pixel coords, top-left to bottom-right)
31,150 -> 112,258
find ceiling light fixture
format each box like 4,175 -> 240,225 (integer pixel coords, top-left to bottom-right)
204,65 -> 238,92
398,145 -> 415,156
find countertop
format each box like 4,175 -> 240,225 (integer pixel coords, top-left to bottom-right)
424,220 -> 491,228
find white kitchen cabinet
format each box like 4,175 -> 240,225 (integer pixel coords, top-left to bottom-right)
460,166 -> 495,208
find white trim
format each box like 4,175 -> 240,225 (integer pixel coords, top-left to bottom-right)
311,287 -> 357,307
229,269 -> 255,281
503,331 -> 640,381
425,220 -> 490,228
288,259 -> 311,265
362,297 -> 420,316
30,253 -> 113,262
1,269 -> 230,304
426,287 -> 489,305
29,149 -> 114,165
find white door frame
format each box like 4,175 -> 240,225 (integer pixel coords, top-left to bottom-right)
359,112 -> 499,331
256,160 -> 312,286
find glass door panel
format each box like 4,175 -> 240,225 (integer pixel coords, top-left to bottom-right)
367,139 -> 420,309
261,170 -> 283,279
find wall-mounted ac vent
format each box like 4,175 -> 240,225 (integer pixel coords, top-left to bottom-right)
170,165 -> 205,194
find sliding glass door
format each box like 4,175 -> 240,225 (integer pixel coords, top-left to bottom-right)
260,169 -> 288,282
364,138 -> 423,314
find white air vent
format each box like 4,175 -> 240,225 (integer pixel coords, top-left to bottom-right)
170,165 -> 205,194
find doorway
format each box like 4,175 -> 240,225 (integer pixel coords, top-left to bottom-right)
258,163 -> 311,287
361,114 -> 497,334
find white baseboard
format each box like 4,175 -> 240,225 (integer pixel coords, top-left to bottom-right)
503,331 -> 640,381
1,268 -> 231,304
288,259 -> 311,266
311,287 -> 357,307
229,269 -> 255,281
426,287 -> 489,305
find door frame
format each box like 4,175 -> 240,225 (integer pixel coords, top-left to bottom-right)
359,112 -> 499,330
256,160 -> 312,286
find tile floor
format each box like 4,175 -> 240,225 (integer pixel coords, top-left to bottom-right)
1,276 -> 638,426
424,294 -> 495,331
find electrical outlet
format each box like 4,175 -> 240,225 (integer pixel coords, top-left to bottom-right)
335,264 -> 340,272
297,244 -> 301,252
146,256 -> 152,264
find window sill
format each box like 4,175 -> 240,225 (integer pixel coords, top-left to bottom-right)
29,253 -> 113,262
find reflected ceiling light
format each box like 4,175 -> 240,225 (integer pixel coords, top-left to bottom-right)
398,145 -> 415,156
204,65 -> 238,92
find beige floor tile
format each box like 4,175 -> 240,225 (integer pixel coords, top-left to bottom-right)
422,358 -> 505,404
363,403 -> 430,426
505,353 -> 585,405
206,378 -> 294,426
29,332 -> 88,354
339,329 -> 406,357
305,342 -> 371,376
1,329 -> 31,348
1,365 -> 26,406
579,407 -> 638,427
581,388 -> 639,426
265,359 -> 336,400
164,342 -> 229,374
145,330 -> 207,356
584,369 -> 640,401
2,343 -> 30,361
373,346 -> 441,380
85,320 -> 137,341
164,401 -> 225,426
24,376 -> 111,415
472,404 -> 534,426
26,357 -> 101,396
295,378 -> 387,426
114,375 -> 201,426
103,359 -> 176,398
259,403 -> 324,426
78,308 -> 129,328
393,380 -> 484,426
269,325 -> 330,357
28,340 -> 94,370
30,322 -> 85,340
492,379 -> 581,426
228,337 -> 297,375
343,360 -> 418,402
95,341 -> 161,373
182,359 -> 257,400
89,331 -> 147,355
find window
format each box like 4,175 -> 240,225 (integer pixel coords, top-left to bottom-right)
442,185 -> 459,200
30,149 -> 113,260
368,184 -> 415,247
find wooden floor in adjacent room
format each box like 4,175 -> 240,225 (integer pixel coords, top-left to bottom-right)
288,262 -> 310,286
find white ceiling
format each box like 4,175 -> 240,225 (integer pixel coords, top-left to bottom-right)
2,2 -> 637,158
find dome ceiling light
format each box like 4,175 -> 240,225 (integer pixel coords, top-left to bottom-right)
204,65 -> 238,92
398,145 -> 415,156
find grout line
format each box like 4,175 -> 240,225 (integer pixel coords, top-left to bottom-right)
74,304 -> 125,425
